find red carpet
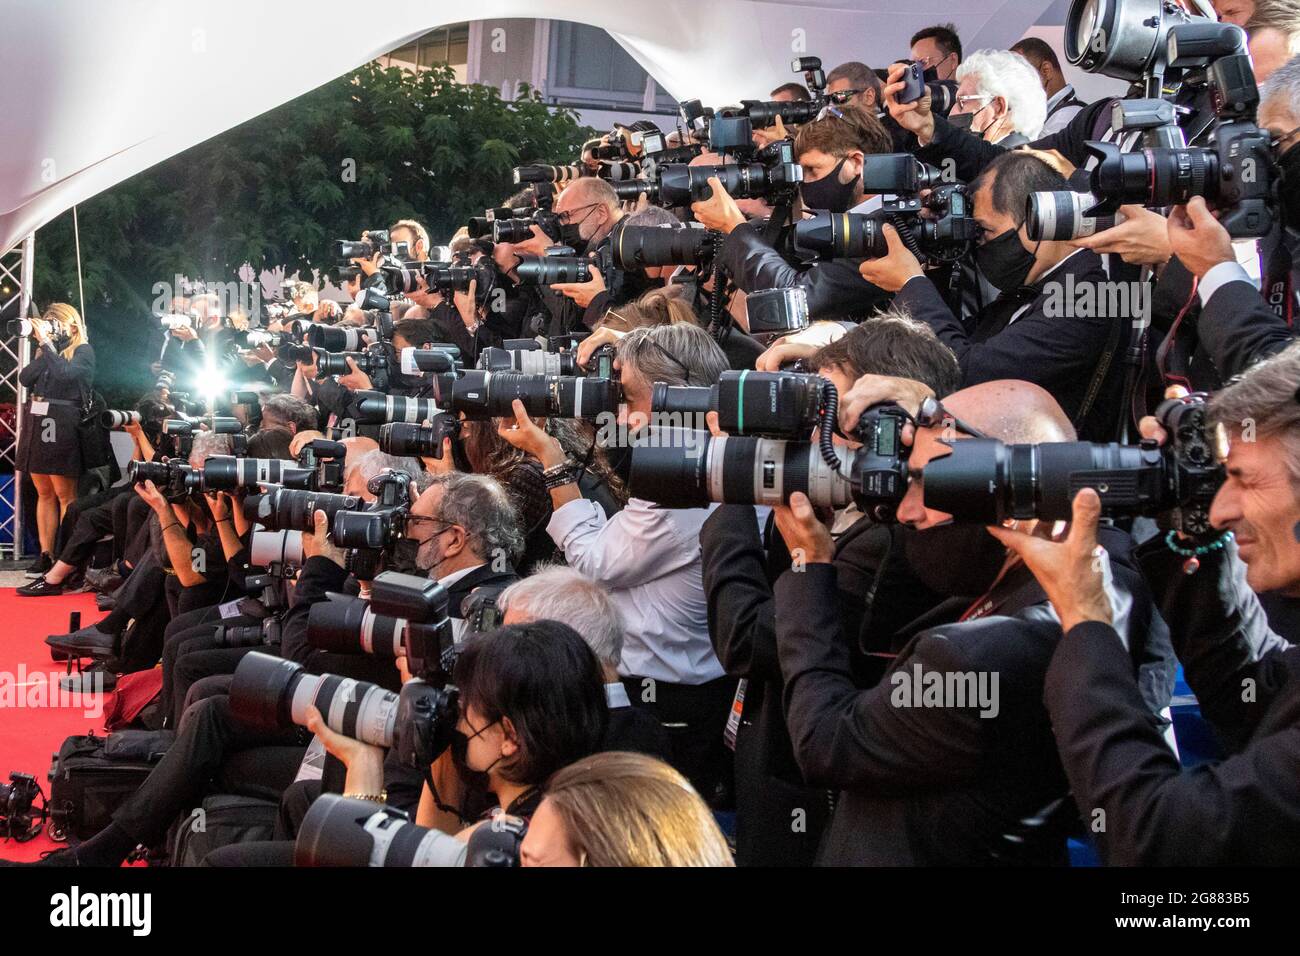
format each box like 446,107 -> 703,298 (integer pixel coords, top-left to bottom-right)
0,587 -> 107,861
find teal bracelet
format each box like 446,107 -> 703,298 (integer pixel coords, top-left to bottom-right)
1165,529 -> 1233,574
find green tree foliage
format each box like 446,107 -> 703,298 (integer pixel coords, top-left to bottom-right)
32,63 -> 592,400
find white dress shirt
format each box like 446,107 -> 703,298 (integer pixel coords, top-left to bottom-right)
547,496 -> 727,685
438,562 -> 485,644
1040,85 -> 1084,137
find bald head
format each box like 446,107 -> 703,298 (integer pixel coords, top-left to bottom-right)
561,176 -> 619,212
943,381 -> 1076,444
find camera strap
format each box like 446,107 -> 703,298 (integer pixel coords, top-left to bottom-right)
1263,227 -> 1297,328
1073,306 -> 1123,435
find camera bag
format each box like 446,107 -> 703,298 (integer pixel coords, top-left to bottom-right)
166,793 -> 280,867
47,731 -> 166,842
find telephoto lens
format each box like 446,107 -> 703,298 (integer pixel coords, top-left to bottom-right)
243,487 -> 366,532
1025,190 -> 1126,241
161,419 -> 193,437
477,346 -> 577,376
514,256 -> 593,285
296,793 -> 496,867
379,415 -> 460,458
128,460 -> 173,486
249,529 -> 305,567
447,370 -> 620,420
742,97 -> 821,127
610,223 -> 712,270
378,264 -> 424,296
513,164 -> 583,185
354,391 -> 444,425
204,416 -> 245,435
202,456 -> 313,491
230,652 -> 401,747
609,179 -> 661,202
307,324 -> 374,352
629,431 -> 857,509
792,212 -> 890,259
101,410 -> 142,429
920,412 -> 1224,536
278,342 -> 317,365
308,594 -> 408,657
315,350 -> 377,377
650,370 -> 826,438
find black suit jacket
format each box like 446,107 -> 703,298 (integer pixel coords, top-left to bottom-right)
700,505 -> 944,865
1044,537 -> 1300,865
719,221 -> 894,323
776,525 -> 1161,865
895,251 -> 1124,441
603,703 -> 672,762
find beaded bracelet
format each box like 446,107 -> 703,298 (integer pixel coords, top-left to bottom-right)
1165,529 -> 1233,575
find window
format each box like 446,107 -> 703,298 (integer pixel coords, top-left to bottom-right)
379,24 -> 470,73
548,21 -> 675,110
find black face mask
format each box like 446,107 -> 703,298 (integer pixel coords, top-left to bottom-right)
558,207 -> 598,254
976,228 -> 1036,292
800,157 -> 857,213
899,522 -> 1009,598
52,332 -> 72,351
948,112 -> 974,132
387,537 -> 422,576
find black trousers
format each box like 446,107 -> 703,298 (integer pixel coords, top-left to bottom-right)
55,485 -> 126,566
160,606 -> 260,727
621,674 -> 736,807
112,693 -> 305,849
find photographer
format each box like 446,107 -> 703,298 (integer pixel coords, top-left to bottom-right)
700,309 -> 962,866
993,346 -> 1300,864
695,104 -> 896,322
498,566 -> 671,760
497,322 -> 742,801
19,394 -> 167,597
910,22 -> 963,83
825,61 -> 884,112
771,379 -> 1170,864
1157,56 -> 1300,380
531,177 -> 637,335
860,150 -> 1124,440
16,303 -> 97,577
948,49 -> 1046,148
292,317 -> 433,440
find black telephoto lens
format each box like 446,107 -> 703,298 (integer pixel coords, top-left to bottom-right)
243,488 -> 365,532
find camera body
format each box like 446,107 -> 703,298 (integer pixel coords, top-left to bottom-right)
794,157 -> 976,262
657,140 -> 803,205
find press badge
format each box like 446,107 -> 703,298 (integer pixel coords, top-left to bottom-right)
30,401 -> 49,416
723,678 -> 747,751
217,600 -> 244,620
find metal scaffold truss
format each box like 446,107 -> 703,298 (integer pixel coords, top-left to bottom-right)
0,235 -> 33,558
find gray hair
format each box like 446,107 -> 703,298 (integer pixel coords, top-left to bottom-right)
260,393 -> 318,432
348,449 -> 428,492
616,321 -> 729,388
1262,53 -> 1300,119
1209,339 -> 1300,483
429,472 -> 524,566
956,49 -> 1047,139
497,565 -> 625,669
189,430 -> 232,468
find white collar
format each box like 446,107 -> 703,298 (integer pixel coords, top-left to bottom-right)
437,563 -> 485,590
1045,85 -> 1075,110
604,683 -> 631,708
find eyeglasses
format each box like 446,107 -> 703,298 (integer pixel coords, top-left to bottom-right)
827,89 -> 864,105
954,93 -> 993,112
556,203 -> 600,226
634,338 -> 694,386
913,51 -> 954,70
405,515 -> 454,539
1270,123 -> 1300,153
913,396 -> 987,439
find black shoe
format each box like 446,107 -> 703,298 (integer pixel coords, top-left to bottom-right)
85,567 -> 124,595
24,552 -> 53,577
16,577 -> 65,597
96,592 -> 116,612
45,625 -> 117,661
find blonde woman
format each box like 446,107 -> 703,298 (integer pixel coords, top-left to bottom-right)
16,303 -> 95,576
520,751 -> 735,867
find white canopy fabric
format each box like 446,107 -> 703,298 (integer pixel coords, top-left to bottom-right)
1,0 -> 1071,255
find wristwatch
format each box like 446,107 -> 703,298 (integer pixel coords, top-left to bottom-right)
342,790 -> 387,805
